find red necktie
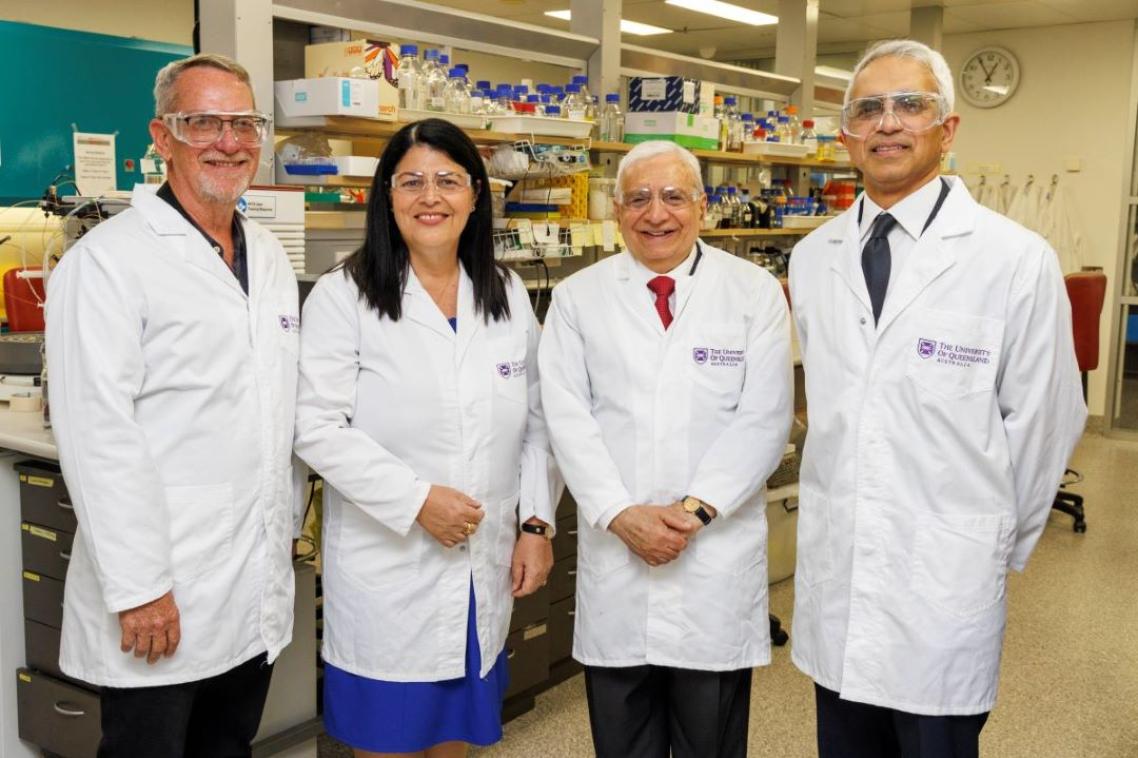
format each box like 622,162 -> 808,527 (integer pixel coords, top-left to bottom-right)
647,275 -> 676,329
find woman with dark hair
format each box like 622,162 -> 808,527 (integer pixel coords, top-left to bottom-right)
294,119 -> 557,758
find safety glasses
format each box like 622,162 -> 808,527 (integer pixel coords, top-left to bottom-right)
161,111 -> 271,147
618,186 -> 702,211
840,91 -> 948,139
390,171 -> 474,195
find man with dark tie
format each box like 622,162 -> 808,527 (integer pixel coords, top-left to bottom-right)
539,139 -> 793,758
788,39 -> 1086,758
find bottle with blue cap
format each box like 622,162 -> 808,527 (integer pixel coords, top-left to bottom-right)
444,68 -> 470,114
423,50 -> 449,112
741,113 -> 755,145
396,44 -> 422,110
563,82 -> 587,120
599,93 -> 623,142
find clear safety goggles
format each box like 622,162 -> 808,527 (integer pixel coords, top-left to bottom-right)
161,111 -> 271,147
840,91 -> 948,139
390,171 -> 474,195
617,186 -> 702,211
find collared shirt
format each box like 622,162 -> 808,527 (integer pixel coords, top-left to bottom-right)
628,244 -> 700,315
858,176 -> 944,293
157,182 -> 248,294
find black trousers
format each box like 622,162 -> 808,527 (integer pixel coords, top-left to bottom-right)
815,684 -> 989,758
98,652 -> 274,758
584,664 -> 752,758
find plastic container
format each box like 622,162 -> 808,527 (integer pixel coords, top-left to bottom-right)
488,113 -> 594,138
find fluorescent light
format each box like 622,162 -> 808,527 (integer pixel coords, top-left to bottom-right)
619,19 -> 674,36
544,10 -> 672,36
814,65 -> 853,80
664,0 -> 778,26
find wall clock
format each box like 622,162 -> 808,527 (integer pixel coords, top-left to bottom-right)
959,46 -> 1020,108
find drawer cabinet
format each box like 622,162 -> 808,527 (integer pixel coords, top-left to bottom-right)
16,668 -> 100,758
504,622 -> 550,699
21,522 -> 74,581
16,461 -> 77,533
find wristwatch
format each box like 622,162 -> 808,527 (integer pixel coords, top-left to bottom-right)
682,496 -> 714,526
520,522 -> 554,540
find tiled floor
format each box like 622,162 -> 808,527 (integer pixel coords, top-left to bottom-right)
320,431 -> 1138,757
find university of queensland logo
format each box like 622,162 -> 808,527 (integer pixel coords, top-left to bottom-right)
692,347 -> 708,365
917,338 -> 937,359
496,362 -> 512,378
237,196 -> 248,214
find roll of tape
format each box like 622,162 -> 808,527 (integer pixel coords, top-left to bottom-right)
8,394 -> 42,413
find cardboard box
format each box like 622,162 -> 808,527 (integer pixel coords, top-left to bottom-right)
305,40 -> 394,80
624,112 -> 720,150
628,76 -> 700,113
274,78 -> 380,122
304,41 -> 399,121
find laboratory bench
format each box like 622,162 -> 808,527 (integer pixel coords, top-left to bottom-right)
0,401 -> 800,756
0,409 -> 320,758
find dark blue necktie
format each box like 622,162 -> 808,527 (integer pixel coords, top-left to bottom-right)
862,212 -> 897,325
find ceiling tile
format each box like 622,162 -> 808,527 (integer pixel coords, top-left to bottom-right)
1038,0 -> 1138,20
947,1 -> 1078,28
819,0 -> 914,18
943,13 -> 987,33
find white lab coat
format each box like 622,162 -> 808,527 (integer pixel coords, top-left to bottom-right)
46,185 -> 301,687
293,266 -> 556,681
1040,183 -> 1084,275
539,244 -> 793,671
788,177 -> 1086,715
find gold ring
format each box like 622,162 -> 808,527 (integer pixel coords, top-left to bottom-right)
463,522 -> 475,535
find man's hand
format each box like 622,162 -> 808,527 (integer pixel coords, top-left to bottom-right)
119,590 -> 180,665
665,500 -> 718,537
512,520 -> 554,598
417,484 -> 484,548
609,505 -> 694,567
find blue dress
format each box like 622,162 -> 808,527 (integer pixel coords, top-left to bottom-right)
322,316 -> 511,753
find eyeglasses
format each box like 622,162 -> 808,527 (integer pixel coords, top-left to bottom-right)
618,186 -> 702,211
390,171 -> 474,194
840,91 -> 948,139
161,111 -> 271,147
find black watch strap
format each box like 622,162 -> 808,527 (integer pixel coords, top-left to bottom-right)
521,522 -> 552,539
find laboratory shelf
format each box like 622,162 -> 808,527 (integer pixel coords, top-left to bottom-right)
276,117 -> 852,171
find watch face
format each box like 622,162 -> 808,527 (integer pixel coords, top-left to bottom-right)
960,47 -> 1020,108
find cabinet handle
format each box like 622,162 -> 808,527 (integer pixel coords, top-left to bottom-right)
59,550 -> 71,561
53,702 -> 85,718
568,530 -> 578,536
507,649 -> 516,660
57,500 -> 74,511
568,610 -> 575,617
782,499 -> 799,514
567,570 -> 577,576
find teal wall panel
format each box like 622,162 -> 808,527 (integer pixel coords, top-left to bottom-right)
0,21 -> 192,203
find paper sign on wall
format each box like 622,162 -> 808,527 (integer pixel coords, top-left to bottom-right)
73,132 -> 116,196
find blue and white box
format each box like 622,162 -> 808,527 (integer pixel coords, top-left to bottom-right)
628,76 -> 701,113
274,77 -> 380,123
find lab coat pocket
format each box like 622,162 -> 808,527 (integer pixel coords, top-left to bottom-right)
577,521 -> 631,576
494,496 -> 519,568
490,333 -> 528,405
911,512 -> 1010,620
794,485 -> 831,588
165,483 -> 234,583
905,308 -> 1002,399
336,501 -> 424,588
686,323 -> 746,403
692,502 -> 766,575
274,301 -> 301,357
